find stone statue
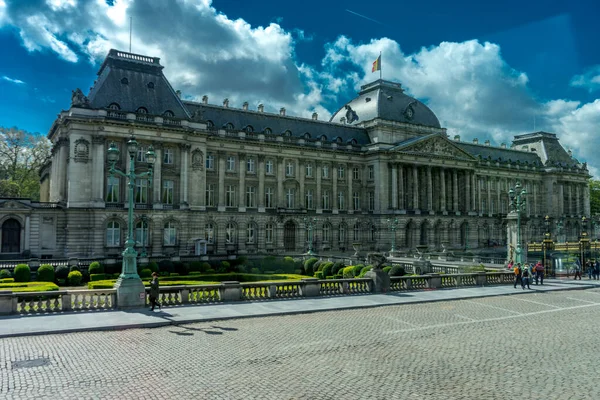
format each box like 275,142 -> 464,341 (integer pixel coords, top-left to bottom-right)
191,108 -> 203,122
71,88 -> 90,108
367,252 -> 387,270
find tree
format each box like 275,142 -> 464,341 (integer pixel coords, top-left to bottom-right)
591,180 -> 600,216
0,126 -> 51,200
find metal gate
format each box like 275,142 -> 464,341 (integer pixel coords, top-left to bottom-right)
284,221 -> 295,252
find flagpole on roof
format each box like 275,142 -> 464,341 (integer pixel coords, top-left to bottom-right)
379,51 -> 382,80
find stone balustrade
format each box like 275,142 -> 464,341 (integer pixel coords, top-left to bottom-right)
0,272 -> 514,316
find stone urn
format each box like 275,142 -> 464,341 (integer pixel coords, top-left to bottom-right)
352,243 -> 361,258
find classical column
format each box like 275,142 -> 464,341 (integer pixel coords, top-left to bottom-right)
453,170 -> 459,213
179,144 -> 190,207
413,165 -> 419,212
398,164 -> 405,210
91,136 -> 105,204
427,166 -> 433,212
558,183 -> 564,215
576,184 -> 581,216
258,155 -> 265,211
583,183 -> 591,216
24,215 -> 30,252
568,184 -> 573,216
217,151 -> 226,210
532,181 -> 537,216
57,138 -> 69,202
347,164 -> 353,212
152,143 -> 162,207
486,177 -> 491,215
465,171 -> 471,213
496,178 -> 501,215
391,163 -> 398,209
299,159 -> 305,209
332,164 -> 338,212
471,173 -> 477,213
238,153 -> 246,210
316,162 -> 322,212
440,168 -> 446,213
277,156 -> 284,208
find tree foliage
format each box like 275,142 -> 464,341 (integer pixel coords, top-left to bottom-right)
591,179 -> 600,216
0,126 -> 51,200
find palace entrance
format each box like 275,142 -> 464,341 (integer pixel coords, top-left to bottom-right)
1,219 -> 21,253
284,221 -> 296,252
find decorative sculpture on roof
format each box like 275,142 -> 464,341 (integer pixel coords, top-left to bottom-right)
404,101 -> 417,120
71,88 -> 90,108
344,105 -> 359,124
191,108 -> 203,122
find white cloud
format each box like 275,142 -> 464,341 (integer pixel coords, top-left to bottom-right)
570,65 -> 600,93
2,75 -> 25,84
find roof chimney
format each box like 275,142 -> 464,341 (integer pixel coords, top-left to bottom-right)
175,90 -> 181,98
280,107 -> 286,116
202,95 -> 208,104
258,103 -> 264,113
223,98 -> 229,108
473,138 -> 478,144
501,143 -> 506,148
242,102 -> 249,111
454,135 -> 460,142
484,140 -> 490,146
568,149 -> 573,157
312,112 -> 318,120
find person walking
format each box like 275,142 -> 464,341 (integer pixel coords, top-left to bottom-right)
507,259 -> 514,271
149,272 -> 161,311
573,258 -> 582,280
514,263 -> 522,289
594,260 -> 600,281
587,261 -> 594,279
522,264 -> 531,289
534,261 -> 544,285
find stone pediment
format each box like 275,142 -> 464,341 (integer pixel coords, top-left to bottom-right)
393,135 -> 476,161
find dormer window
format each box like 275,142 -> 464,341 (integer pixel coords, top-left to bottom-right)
147,82 -> 155,89
244,125 -> 254,133
136,107 -> 148,114
107,103 -> 121,110
335,136 -> 343,143
349,138 -> 358,145
206,120 -> 214,129
163,110 -> 174,118
283,130 -> 292,137
319,135 -> 327,142
303,132 -> 311,140
264,128 -> 272,135
225,123 -> 234,131
121,77 -> 129,85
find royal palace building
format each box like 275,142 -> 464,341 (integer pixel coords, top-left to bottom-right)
0,49 -> 592,259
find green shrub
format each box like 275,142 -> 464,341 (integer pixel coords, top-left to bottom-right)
0,278 -> 15,283
174,261 -> 188,275
14,264 -> 31,283
389,265 -> 406,277
352,265 -> 363,277
104,262 -> 121,275
294,259 -> 305,275
67,271 -> 83,286
382,266 -> 392,274
314,271 -> 324,279
260,256 -> 277,272
88,261 -> 104,275
201,262 -> 211,273
90,273 -> 106,281
218,261 -> 230,273
158,260 -> 174,273
294,269 -> 304,275
170,273 -> 180,277
321,262 -> 334,278
332,261 -> 345,276
281,257 -> 296,273
69,265 -> 81,273
342,266 -> 355,278
0,269 -> 11,279
139,269 -> 152,278
112,273 -> 121,278
189,261 -> 203,273
326,276 -> 334,279
250,267 -> 260,274
55,265 -> 69,280
358,266 -> 372,278
147,262 -> 159,273
37,264 -> 55,282
304,257 -> 319,276
205,268 -> 215,274
237,264 -> 247,273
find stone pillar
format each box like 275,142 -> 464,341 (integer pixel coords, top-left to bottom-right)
576,184 -> 581,216
391,163 -> 398,209
218,151 -> 226,210
152,143 -> 162,207
398,164 -> 405,210
277,156 -> 284,208
413,165 -> 419,212
238,153 -> 246,210
440,168 -> 446,213
258,155 -> 265,211
496,178 -> 501,215
91,136 -> 106,205
57,138 -> 69,202
453,170 -> 459,213
299,159 -> 305,209
427,166 -> 433,212
487,177 -> 492,216
24,215 -> 31,252
568,184 -> 573,216
583,183 -> 591,216
179,144 -> 190,207
316,162 -> 322,213
332,165 -> 338,212
471,173 -> 477,213
465,170 -> 471,213
347,165 -> 353,212
559,183 -> 564,215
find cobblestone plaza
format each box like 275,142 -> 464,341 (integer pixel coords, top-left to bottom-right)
2,289 -> 600,399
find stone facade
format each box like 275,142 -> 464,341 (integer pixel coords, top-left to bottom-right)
0,49 -> 592,259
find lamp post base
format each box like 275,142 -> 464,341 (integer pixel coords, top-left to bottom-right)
114,276 -> 146,309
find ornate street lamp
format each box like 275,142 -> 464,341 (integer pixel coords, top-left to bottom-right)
303,217 -> 318,256
107,136 -> 155,308
580,216 -> 590,267
542,215 -> 555,277
509,181 -> 527,265
139,214 -> 149,258
386,217 -> 399,254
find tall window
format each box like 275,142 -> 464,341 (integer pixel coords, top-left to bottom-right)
265,187 -> 274,208
247,224 -> 256,244
305,189 -> 314,209
370,226 -> 376,241
368,165 -> 374,180
322,224 -> 331,242
163,148 -> 174,164
206,183 -> 215,206
246,186 -> 256,207
286,162 -> 294,177
162,180 -> 174,204
136,145 -> 147,162
353,223 -> 360,241
338,166 -> 345,179
226,156 -> 236,172
322,165 -> 329,179
135,179 -> 149,204
226,185 -> 236,207
322,190 -> 330,209
206,153 -> 214,170
265,223 -> 274,243
353,167 -> 360,180
286,188 -> 295,208
163,221 -> 177,246
226,223 -> 237,244
339,225 -> 346,243
306,164 -> 313,178
247,158 -> 255,173
106,221 -> 120,246
205,223 -> 214,244
265,160 -> 274,175
338,191 -> 345,210
353,192 -> 360,210
106,176 -> 119,203
135,220 -> 149,246
368,192 -> 375,211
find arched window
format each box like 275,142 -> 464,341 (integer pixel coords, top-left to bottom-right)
106,221 -> 121,246
244,125 -> 254,133
163,221 -> 177,246
303,132 -> 311,139
349,138 -> 358,145
247,223 -> 257,244
339,224 -> 346,243
264,128 -> 272,135
206,120 -> 214,129
283,130 -> 292,136
226,222 -> 237,244
163,110 -> 175,118
322,223 -> 331,243
319,135 -> 327,141
135,220 -> 149,246
147,82 -> 155,89
121,77 -> 129,85
205,223 -> 215,244
335,136 -> 343,143
136,107 -> 148,114
370,225 -> 377,242
265,223 -> 274,243
107,103 -> 121,110
353,223 -> 360,242
224,122 -> 234,130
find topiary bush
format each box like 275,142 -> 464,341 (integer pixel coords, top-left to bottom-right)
139,269 -> 152,278
37,264 -> 55,282
189,261 -> 203,273
0,269 -> 11,279
281,257 -> 296,273
314,271 -> 324,279
14,264 -> 31,283
90,274 -> 106,281
389,265 -> 406,277
218,261 -> 230,273
382,266 -> 392,274
358,266 -> 372,278
55,265 -> 69,281
332,261 -> 345,276
147,262 -> 159,273
250,267 -> 260,274
321,262 -> 334,278
88,261 -> 104,275
67,270 -> 83,286
174,261 -> 188,275
158,260 -> 174,274
352,265 -> 363,277
304,257 -> 319,276
69,265 -> 81,273
342,266 -> 355,279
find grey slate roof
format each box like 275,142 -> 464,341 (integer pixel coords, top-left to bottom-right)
512,132 -> 578,166
183,102 -> 371,145
455,142 -> 543,164
330,80 -> 441,128
87,49 -> 190,119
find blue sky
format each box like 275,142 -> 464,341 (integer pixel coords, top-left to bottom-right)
1,0 -> 599,175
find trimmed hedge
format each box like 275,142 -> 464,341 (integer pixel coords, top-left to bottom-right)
304,258 -> 319,276
0,269 -> 11,279
158,260 -> 174,273
147,262 -> 159,273
37,264 -> 55,282
358,266 -> 372,278
67,271 -> 83,286
14,264 -> 31,283
90,274 -> 107,281
321,262 -> 334,279
315,271 -> 324,279
382,266 -> 392,274
88,261 -> 104,275
389,265 -> 406,277
55,265 -> 69,280
342,266 -> 355,278
331,261 -> 345,276
0,278 -> 15,283
352,265 -> 363,277
0,282 -> 59,292
139,269 -> 152,278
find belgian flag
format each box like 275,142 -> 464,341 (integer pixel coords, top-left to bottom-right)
372,54 -> 381,73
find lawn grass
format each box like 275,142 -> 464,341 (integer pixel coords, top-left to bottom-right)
0,282 -> 60,293
88,280 -> 221,290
